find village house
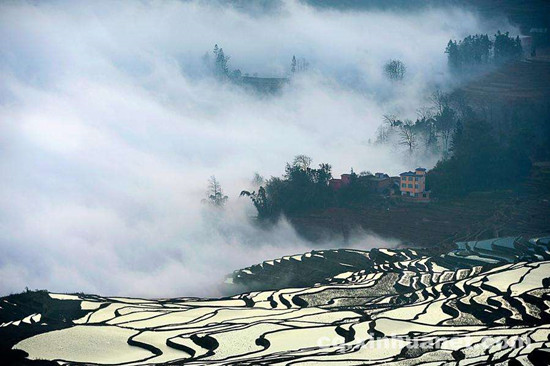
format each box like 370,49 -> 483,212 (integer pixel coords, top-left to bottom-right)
368,172 -> 392,193
329,172 -> 392,194
399,167 -> 430,201
328,174 -> 352,190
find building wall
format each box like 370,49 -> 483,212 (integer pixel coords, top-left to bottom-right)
400,175 -> 426,197
329,179 -> 342,190
340,174 -> 351,185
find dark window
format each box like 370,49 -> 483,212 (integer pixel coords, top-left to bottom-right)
408,184 -> 412,188
415,184 -> 419,189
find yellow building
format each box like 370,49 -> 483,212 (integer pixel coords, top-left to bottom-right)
399,167 -> 430,201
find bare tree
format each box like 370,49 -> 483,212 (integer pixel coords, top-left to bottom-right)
430,89 -> 449,115
416,107 -> 434,121
377,114 -> 402,144
383,114 -> 401,127
202,176 -> 228,207
376,124 -> 391,144
435,106 -> 457,153
292,155 -> 312,170
415,107 -> 437,151
399,120 -> 417,153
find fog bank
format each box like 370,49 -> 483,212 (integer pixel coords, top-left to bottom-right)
0,0 -> 512,296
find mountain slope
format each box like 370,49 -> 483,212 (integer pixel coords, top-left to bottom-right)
3,236 -> 550,365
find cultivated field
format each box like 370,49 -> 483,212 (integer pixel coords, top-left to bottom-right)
4,236 -> 550,365
462,49 -> 550,101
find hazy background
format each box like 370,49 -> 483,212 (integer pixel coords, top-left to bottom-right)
0,0 -> 512,297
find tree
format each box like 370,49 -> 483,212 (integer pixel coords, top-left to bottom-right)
494,31 -> 523,63
399,120 -> 417,153
428,110 -> 532,198
214,47 -> 230,78
446,32 -> 521,70
241,156 -> 334,219
376,114 -> 402,144
251,172 -> 264,188
430,89 -> 449,116
383,114 -> 402,127
230,69 -> 242,80
416,107 -> 434,121
415,115 -> 437,152
477,34 -> 493,63
291,155 -> 312,171
376,124 -> 391,144
292,57 -> 309,73
203,176 -> 228,207
435,106 -> 457,153
445,40 -> 460,69
458,34 -> 492,66
384,59 -> 406,81
240,186 -> 272,219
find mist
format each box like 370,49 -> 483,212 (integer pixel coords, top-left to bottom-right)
0,0 -> 513,297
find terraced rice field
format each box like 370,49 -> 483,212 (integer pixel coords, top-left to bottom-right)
3,236 -> 550,365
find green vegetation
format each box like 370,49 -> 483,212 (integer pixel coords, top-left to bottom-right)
383,59 -> 406,81
241,156 -> 333,219
446,31 -> 522,70
240,156 -> 387,220
427,114 -> 532,196
205,44 -> 306,83
244,84 -> 548,217
376,90 -> 459,156
241,30 -> 547,219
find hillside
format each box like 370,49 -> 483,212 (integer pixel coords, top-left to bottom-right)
286,47 -> 550,248
3,235 -> 550,365
462,49 -> 550,101
289,164 -> 550,248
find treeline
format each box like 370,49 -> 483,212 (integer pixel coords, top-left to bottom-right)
446,31 -> 522,70
240,155 -> 383,220
203,44 -> 308,82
